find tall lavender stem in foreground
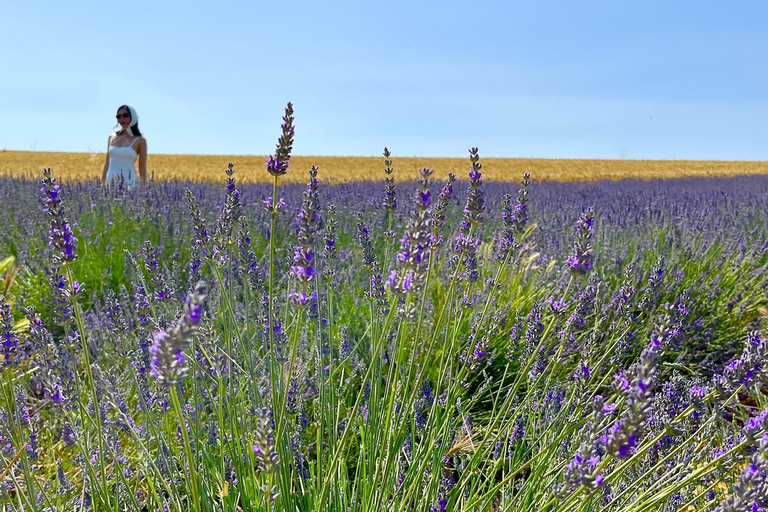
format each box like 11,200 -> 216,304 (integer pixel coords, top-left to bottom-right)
265,103 -> 295,351
382,147 -> 397,215
452,148 -> 485,283
261,104 -> 295,511
265,103 -> 295,177
149,282 -> 207,386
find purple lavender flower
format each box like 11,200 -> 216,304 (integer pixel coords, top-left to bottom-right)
322,205 -> 338,280
463,148 -> 485,225
460,322 -> 496,372
450,149 -> 485,283
566,207 -> 595,277
290,166 -> 323,309
149,282 -> 207,387
185,188 -> 210,281
429,172 -> 456,247
40,167 -> 78,264
142,241 -> 174,303
212,163 -> 243,264
602,321 -> 666,458
382,147 -> 397,212
236,214 -> 262,291
252,407 -> 280,501
265,102 -> 294,177
555,396 -> 611,499
637,255 -> 665,312
387,167 -> 433,295
263,196 -> 287,216
497,172 -> 531,259
714,331 -> 768,399
0,296 -> 20,367
715,434 -> 768,512
356,215 -> 388,309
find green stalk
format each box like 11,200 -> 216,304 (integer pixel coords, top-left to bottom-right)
65,264 -> 111,509
268,174 -> 279,415
317,299 -> 399,510
170,384 -> 201,512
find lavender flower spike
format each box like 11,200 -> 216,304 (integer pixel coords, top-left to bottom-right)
0,295 -> 20,367
602,307 -> 669,458
290,166 -> 323,308
451,148 -> 485,283
715,433 -> 768,512
40,167 -> 78,264
149,282 -> 207,387
429,172 -> 456,247
387,167 -> 433,295
463,148 -> 485,226
253,407 -> 281,501
497,173 -> 531,260
382,147 -> 397,212
566,207 -> 594,276
265,102 -> 295,177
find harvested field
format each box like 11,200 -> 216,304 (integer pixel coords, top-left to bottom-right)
2,149 -> 767,182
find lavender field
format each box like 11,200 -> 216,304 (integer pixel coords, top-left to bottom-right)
1,111 -> 768,512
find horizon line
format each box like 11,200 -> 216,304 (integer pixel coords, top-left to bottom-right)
1,148 -> 766,163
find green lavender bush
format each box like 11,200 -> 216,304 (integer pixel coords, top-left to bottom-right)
0,103 -> 767,512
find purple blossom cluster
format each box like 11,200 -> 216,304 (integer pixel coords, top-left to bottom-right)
566,207 -> 594,276
148,281 -> 207,386
265,103 -> 295,177
40,167 -> 78,264
497,172 -> 530,259
387,167 -> 433,295
452,148 -> 485,283
0,295 -> 20,367
290,166 -> 323,308
382,147 -> 397,213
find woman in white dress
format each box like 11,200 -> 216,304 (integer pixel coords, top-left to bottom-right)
102,105 -> 147,188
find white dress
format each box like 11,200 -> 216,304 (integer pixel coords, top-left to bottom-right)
106,136 -> 140,188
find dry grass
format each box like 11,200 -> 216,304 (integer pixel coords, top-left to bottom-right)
2,149 -> 768,183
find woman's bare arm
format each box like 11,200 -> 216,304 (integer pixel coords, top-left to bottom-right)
137,137 -> 147,184
102,134 -> 113,183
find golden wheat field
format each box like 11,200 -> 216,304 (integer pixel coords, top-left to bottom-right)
2,149 -> 768,183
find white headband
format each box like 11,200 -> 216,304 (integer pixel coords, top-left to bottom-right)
116,105 -> 139,136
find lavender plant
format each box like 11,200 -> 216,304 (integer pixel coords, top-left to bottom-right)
0,109 -> 766,512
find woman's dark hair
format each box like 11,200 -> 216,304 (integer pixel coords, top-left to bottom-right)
116,105 -> 142,137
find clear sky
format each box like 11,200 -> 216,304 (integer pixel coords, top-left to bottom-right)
1,1 -> 767,159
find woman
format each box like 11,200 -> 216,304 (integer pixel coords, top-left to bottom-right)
102,105 -> 147,188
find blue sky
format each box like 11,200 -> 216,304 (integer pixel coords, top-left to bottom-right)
1,1 -> 767,159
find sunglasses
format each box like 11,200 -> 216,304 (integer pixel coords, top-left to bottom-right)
116,113 -> 131,120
